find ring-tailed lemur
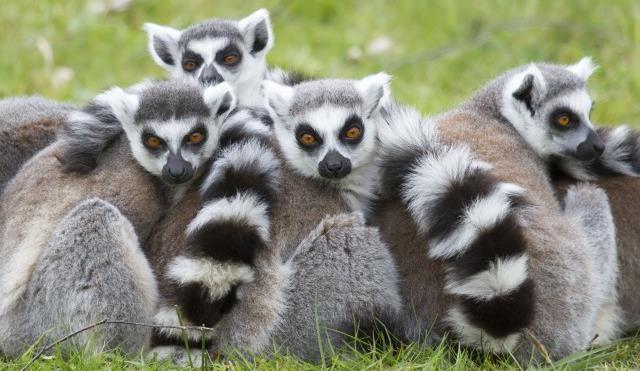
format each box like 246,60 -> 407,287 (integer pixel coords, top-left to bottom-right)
470,56 -> 640,182
0,80 -> 236,357
263,75 -> 540,355
59,8 -> 307,174
372,59 -> 620,360
0,9 -> 304,190
144,75 -> 406,362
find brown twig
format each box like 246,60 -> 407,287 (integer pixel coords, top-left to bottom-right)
20,319 -> 216,371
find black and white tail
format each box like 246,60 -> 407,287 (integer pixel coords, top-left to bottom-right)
554,125 -> 640,181
151,108 -> 281,347
57,81 -> 154,173
378,103 -> 535,352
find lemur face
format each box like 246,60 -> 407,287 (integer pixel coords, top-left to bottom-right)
501,57 -> 604,161
98,81 -> 236,185
144,9 -> 273,92
264,74 -> 391,184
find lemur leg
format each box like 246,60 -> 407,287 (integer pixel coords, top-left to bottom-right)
0,198 -> 158,357
272,213 -> 404,362
563,184 -> 621,345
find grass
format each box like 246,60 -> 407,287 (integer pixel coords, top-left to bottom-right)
1,0 -> 639,369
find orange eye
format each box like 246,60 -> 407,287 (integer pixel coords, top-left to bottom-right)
182,60 -> 199,71
299,133 -> 317,146
144,136 -> 163,149
557,115 -> 571,126
345,126 -> 362,139
189,132 -> 205,144
223,53 -> 239,65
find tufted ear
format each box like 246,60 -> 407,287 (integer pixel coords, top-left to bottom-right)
567,57 -> 598,81
143,23 -> 182,70
238,8 -> 274,56
354,72 -> 392,119
510,64 -> 547,116
95,87 -> 139,131
203,82 -> 237,121
263,80 -> 294,123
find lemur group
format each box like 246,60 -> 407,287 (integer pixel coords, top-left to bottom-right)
0,8 -> 639,365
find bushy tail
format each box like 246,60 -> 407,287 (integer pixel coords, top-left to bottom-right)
57,81 -> 153,173
378,103 -> 535,352
151,108 -> 280,347
554,125 -> 640,180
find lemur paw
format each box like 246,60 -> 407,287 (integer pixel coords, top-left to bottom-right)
563,183 -> 609,214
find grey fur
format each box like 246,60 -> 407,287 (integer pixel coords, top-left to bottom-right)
178,20 -> 243,47
401,61 -> 619,360
0,96 -> 74,193
0,198 -> 157,357
287,80 -> 362,116
134,81 -> 212,123
271,213 -> 403,362
562,184 -> 621,344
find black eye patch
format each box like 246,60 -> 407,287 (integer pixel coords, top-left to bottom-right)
141,131 -> 167,153
339,114 -> 365,145
549,107 -> 581,131
295,123 -> 323,151
215,44 -> 242,68
182,124 -> 208,148
181,50 -> 204,73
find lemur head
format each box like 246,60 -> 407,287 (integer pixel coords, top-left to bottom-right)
98,81 -> 236,185
500,57 -> 603,161
263,73 -> 391,184
144,9 -> 273,93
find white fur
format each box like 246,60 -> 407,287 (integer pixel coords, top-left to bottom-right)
202,139 -> 279,195
445,255 -> 529,300
143,23 -> 182,69
202,82 -> 237,120
166,256 -> 254,300
237,8 -> 274,56
500,65 -> 550,158
600,125 -> 639,176
429,183 -> 522,259
153,306 -> 215,341
401,145 -> 485,234
96,87 -> 139,129
446,305 -> 521,352
566,57 -> 598,81
221,110 -> 271,138
187,38 -> 229,68
376,103 -> 441,154
187,193 -> 270,242
354,72 -> 391,118
263,80 -> 295,120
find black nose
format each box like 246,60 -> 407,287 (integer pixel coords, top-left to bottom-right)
198,64 -> 223,86
162,153 -> 194,184
318,150 -> 352,179
593,142 -> 605,156
575,130 -> 605,161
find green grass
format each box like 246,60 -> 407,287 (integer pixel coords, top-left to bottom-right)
1,0 -> 639,369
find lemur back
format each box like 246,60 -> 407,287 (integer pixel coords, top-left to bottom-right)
0,96 -> 74,194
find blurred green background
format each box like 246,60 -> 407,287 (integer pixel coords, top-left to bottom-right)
1,0 -> 638,126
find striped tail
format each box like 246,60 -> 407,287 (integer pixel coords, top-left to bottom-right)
57,81 -> 153,173
151,108 -> 280,346
553,125 -> 640,180
378,103 -> 535,352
